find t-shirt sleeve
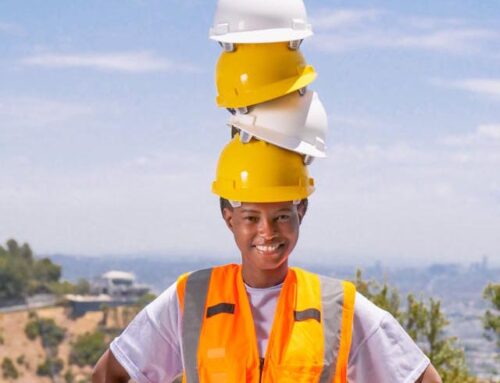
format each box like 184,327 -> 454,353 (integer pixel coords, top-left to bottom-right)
348,293 -> 430,383
110,281 -> 183,383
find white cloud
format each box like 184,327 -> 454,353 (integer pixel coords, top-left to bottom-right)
314,28 -> 496,54
0,22 -> 23,35
0,97 -> 94,128
311,9 -> 382,30
403,16 -> 464,31
478,124 -> 500,139
20,51 -> 198,73
392,29 -> 495,52
441,124 -> 500,146
446,78 -> 500,97
300,133 -> 500,264
310,8 -> 498,54
0,149 -> 224,256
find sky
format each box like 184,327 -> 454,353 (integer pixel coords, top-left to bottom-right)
1,0 -> 499,267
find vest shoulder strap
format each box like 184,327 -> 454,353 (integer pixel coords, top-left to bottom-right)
180,268 -> 213,383
334,280 -> 356,383
293,268 -> 356,383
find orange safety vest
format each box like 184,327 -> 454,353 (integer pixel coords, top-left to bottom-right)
176,264 -> 355,383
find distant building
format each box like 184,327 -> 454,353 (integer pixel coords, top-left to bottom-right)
65,270 -> 150,317
90,270 -> 150,298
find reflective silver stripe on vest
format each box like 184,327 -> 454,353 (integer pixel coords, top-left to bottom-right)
318,276 -> 345,383
181,268 -> 213,383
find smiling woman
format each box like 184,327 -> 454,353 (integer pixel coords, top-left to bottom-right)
222,200 -> 306,288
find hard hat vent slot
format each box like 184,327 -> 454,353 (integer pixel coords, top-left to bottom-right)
292,19 -> 307,31
214,23 -> 230,35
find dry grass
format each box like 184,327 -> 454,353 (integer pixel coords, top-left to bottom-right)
0,306 -> 123,383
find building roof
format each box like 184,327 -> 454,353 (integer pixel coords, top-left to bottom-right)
65,294 -> 112,302
101,270 -> 135,281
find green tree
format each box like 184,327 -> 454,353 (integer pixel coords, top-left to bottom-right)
69,331 -> 107,367
2,357 -> 19,380
0,238 -> 67,299
483,283 -> 500,348
0,241 -> 31,300
354,270 -> 477,382
25,317 -> 65,349
64,369 -> 75,383
354,269 -> 401,319
37,357 -> 64,377
420,299 -> 475,383
33,257 -> 61,284
74,278 -> 91,295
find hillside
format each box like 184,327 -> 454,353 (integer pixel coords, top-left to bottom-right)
0,305 -> 132,383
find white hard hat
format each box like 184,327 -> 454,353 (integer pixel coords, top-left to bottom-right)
209,0 -> 313,44
228,90 -> 328,159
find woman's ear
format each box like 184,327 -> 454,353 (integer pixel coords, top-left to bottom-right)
297,200 -> 307,224
222,207 -> 234,232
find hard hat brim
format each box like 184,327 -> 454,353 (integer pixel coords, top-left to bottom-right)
209,28 -> 313,44
234,125 -> 327,158
212,182 -> 315,203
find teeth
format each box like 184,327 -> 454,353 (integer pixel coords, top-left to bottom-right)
256,244 -> 280,252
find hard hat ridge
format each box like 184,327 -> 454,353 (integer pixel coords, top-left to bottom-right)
209,0 -> 313,45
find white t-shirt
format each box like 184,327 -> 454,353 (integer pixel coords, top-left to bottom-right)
111,279 -> 429,383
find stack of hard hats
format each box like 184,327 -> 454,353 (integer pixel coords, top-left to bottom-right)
210,0 -> 327,203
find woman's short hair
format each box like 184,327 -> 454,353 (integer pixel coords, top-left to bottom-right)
219,197 -> 308,217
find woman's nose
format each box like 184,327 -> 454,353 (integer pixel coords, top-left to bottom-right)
258,217 -> 276,239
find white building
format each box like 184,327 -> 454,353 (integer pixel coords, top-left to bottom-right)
66,270 -> 151,317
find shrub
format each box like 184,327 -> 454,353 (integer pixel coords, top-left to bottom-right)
2,357 -> 19,380
25,320 -> 39,340
16,355 -> 25,365
64,369 -> 75,383
70,331 -> 107,367
25,318 -> 65,349
37,357 -> 63,377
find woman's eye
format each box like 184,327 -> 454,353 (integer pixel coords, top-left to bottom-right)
277,215 -> 291,222
244,216 -> 258,223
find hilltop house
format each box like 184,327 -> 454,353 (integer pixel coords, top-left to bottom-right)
66,270 -> 150,317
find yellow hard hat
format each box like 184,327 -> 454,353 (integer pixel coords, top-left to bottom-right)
212,134 -> 315,203
215,43 -> 317,109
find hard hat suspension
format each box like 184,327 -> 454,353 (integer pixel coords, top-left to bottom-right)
239,131 -> 253,143
219,42 -> 236,52
288,39 -> 303,50
303,155 -> 314,165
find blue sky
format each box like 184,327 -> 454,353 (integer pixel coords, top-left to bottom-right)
1,1 -> 499,266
